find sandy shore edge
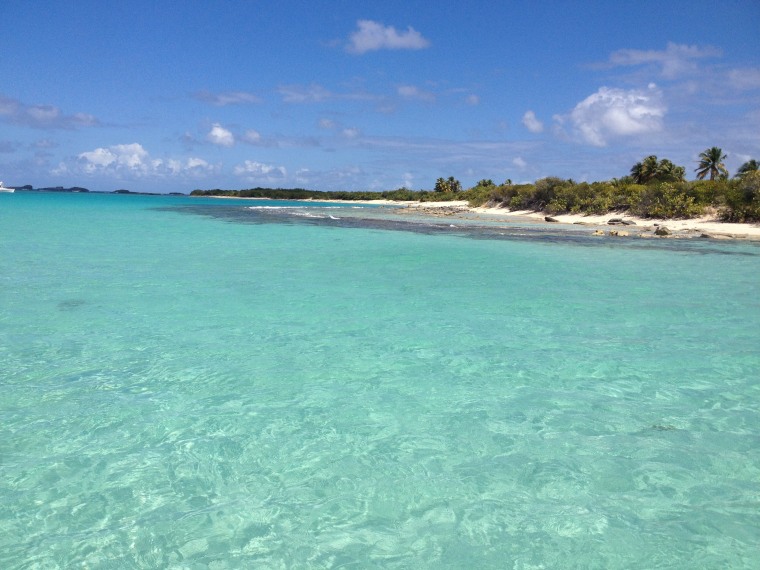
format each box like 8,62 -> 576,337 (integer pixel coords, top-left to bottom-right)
396,201 -> 760,240
202,195 -> 760,240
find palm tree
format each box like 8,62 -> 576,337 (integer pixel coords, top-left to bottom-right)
657,159 -> 686,182
434,176 -> 462,193
736,159 -> 759,178
630,155 -> 685,184
447,176 -> 462,193
630,161 -> 645,183
631,155 -> 660,183
695,147 -> 728,180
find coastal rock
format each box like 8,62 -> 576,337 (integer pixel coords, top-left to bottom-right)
654,226 -> 671,236
545,216 -> 559,222
592,230 -> 605,236
621,219 -> 637,226
609,230 -> 629,237
403,205 -> 468,217
608,218 -> 624,225
702,233 -> 733,240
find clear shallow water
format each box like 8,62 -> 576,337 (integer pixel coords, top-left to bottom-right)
1,192 -> 759,568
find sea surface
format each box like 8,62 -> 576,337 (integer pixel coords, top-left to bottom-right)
1,192 -> 759,569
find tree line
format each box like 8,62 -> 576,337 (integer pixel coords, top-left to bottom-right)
191,147 -> 760,222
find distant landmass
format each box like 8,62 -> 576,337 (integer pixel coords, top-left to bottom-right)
10,185 -> 90,193
9,185 -> 187,196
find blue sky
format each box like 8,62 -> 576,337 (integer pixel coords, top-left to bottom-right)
2,0 -> 759,194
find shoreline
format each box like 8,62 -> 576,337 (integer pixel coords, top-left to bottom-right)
393,201 -> 760,241
202,195 -> 760,240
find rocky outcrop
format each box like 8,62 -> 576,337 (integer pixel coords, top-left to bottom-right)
608,217 -> 636,226
401,205 -> 469,217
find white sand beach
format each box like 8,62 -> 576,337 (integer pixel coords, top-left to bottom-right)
396,201 -> 760,240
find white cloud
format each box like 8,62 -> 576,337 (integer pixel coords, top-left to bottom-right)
558,85 -> 666,147
342,127 -> 361,139
397,85 -> 435,102
207,123 -> 235,147
77,143 -> 214,177
512,157 -> 527,169
318,118 -> 337,130
465,94 -> 480,106
79,143 -> 149,172
0,94 -> 99,129
78,147 -> 116,170
346,20 -> 430,54
608,42 -> 722,79
522,110 -> 544,133
234,160 -> 287,180
194,90 -> 262,106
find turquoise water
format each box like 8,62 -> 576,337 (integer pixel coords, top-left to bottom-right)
1,192 -> 759,568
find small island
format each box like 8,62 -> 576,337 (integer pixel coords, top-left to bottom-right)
191,148 -> 760,239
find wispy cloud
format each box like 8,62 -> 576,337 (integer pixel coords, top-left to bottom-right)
522,110 -> 544,133
234,160 -> 287,182
727,68 -> 760,91
278,84 -> 332,103
194,90 -> 262,106
0,94 -> 99,129
294,165 -> 368,190
397,85 -> 435,102
606,42 -> 722,79
556,84 -> 665,147
276,83 -> 381,105
242,129 -> 262,144
346,20 -> 430,54
33,138 -> 58,149
341,127 -> 361,139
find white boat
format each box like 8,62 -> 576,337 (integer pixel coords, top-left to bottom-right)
0,181 -> 15,193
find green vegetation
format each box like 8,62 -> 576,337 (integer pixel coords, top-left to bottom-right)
434,176 -> 462,194
695,147 -> 729,181
190,186 -> 436,202
466,173 -> 758,221
736,159 -> 759,178
630,155 -> 686,184
190,148 -> 760,222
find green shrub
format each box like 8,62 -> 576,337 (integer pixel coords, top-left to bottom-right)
720,172 -> 760,222
462,183 -> 497,207
630,183 -> 704,218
